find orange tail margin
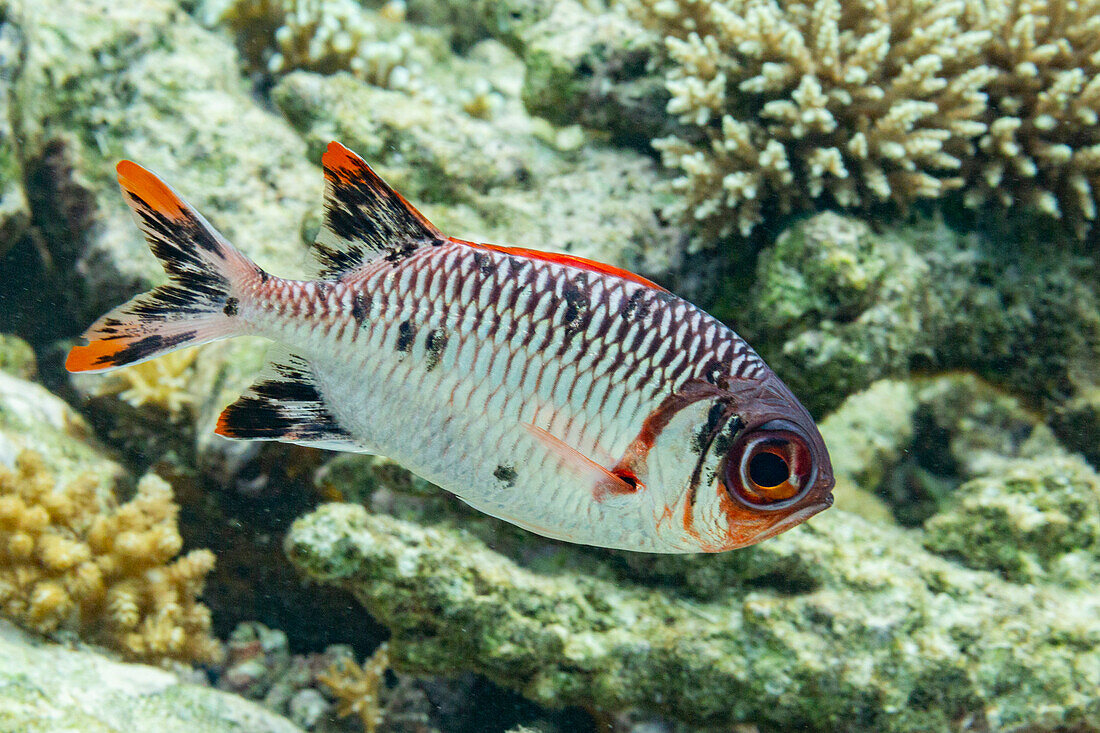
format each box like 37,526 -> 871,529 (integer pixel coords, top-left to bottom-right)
66,161 -> 259,373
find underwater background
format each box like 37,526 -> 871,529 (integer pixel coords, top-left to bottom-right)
0,0 -> 1099,730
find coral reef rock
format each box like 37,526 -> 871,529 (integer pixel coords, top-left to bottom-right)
924,452 -> 1100,586
286,498 -> 1100,732
742,212 -> 1100,417
204,0 -> 438,89
270,57 -> 682,275
6,0 -> 317,335
285,372 -> 1100,732
0,618 -> 303,732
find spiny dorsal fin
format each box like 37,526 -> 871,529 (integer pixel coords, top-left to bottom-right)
314,141 -> 444,277
215,348 -> 374,453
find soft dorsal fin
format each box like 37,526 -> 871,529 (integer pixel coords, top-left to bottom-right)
215,347 -> 374,453
314,141 -> 444,276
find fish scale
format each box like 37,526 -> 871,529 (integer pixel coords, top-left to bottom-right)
67,142 -> 834,553
237,242 -> 760,547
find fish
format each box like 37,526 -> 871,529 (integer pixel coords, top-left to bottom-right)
66,141 -> 834,553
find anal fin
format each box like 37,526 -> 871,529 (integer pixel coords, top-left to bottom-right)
215,349 -> 372,453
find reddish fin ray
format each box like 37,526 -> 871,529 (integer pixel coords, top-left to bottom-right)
458,239 -> 669,292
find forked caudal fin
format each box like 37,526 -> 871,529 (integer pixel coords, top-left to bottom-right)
66,161 -> 261,373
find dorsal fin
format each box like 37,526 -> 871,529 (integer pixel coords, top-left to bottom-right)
314,141 -> 444,276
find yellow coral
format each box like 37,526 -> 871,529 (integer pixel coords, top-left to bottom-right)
626,0 -> 1100,243
0,451 -> 221,664
318,643 -> 390,733
89,349 -> 199,418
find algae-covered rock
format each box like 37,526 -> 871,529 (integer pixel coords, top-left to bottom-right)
818,373 -> 1044,525
518,0 -> 669,148
271,58 -> 682,275
0,333 -> 35,379
0,370 -> 120,487
745,212 -> 1100,420
748,213 -> 930,413
0,619 -> 303,733
286,501 -> 1100,732
0,2 -> 29,261
924,453 -> 1100,586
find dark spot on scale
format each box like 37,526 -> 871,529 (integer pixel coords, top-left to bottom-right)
258,269 -> 270,283
473,251 -> 493,275
703,359 -> 725,386
425,328 -> 449,371
561,279 -> 589,338
223,297 -> 239,317
352,292 -> 370,325
622,289 -> 650,321
396,320 -> 416,353
493,464 -> 517,488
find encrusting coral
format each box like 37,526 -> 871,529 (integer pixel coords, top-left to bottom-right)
626,0 -> 1100,243
0,450 -> 220,664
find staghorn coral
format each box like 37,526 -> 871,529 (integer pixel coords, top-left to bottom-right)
0,450 -> 220,664
627,0 -> 1100,243
208,0 -> 423,89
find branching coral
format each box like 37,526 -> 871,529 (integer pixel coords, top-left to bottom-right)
317,642 -> 390,733
969,0 -> 1100,232
209,0 -> 420,89
626,0 -> 1100,243
0,451 -> 220,664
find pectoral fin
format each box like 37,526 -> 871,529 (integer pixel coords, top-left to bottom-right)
520,423 -> 640,502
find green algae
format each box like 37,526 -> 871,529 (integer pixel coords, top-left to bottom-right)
924,453 -> 1100,586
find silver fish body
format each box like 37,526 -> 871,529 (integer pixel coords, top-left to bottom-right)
67,142 -> 835,553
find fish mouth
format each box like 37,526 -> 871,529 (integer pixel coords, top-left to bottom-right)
749,496 -> 833,545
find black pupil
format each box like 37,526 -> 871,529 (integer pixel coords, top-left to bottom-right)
749,450 -> 789,488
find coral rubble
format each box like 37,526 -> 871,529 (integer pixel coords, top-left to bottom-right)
627,0 -> 1100,243
0,450 -> 220,663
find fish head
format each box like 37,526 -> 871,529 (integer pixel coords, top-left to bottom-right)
645,373 -> 834,552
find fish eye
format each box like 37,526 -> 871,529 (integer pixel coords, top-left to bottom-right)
723,420 -> 816,509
